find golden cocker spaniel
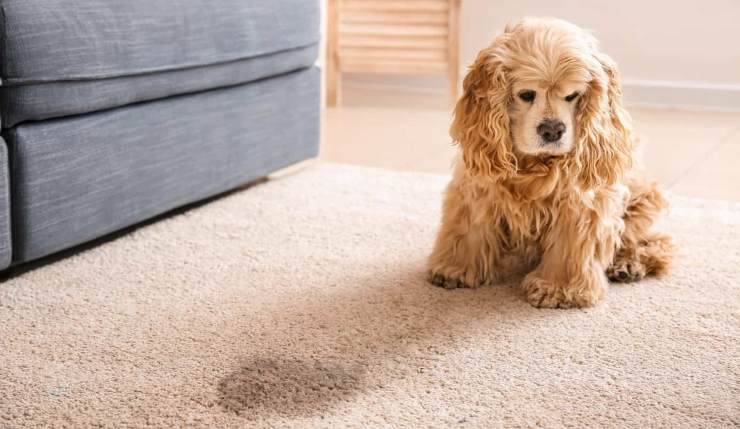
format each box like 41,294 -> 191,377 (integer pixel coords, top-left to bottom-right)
428,18 -> 674,308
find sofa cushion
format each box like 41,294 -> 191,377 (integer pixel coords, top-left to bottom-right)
5,67 -> 319,264
0,0 -> 319,126
0,0 -> 319,83
0,44 -> 318,127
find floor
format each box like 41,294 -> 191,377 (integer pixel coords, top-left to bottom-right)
322,87 -> 740,201
3,164 -> 738,427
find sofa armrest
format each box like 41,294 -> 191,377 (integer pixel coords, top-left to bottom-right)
0,138 -> 11,269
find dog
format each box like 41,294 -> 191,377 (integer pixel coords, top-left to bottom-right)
428,18 -> 674,308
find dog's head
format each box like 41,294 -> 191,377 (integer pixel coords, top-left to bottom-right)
452,18 -> 632,188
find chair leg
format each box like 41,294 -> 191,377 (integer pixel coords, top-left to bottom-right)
447,0 -> 461,107
326,0 -> 341,107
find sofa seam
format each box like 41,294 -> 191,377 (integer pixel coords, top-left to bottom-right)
5,65 -> 318,130
1,40 -> 322,87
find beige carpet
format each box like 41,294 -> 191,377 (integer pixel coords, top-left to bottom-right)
0,163 -> 738,428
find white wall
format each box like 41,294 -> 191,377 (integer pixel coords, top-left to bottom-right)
334,0 -> 740,110
459,0 -> 740,110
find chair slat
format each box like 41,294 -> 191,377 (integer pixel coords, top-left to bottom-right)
343,0 -> 448,13
340,23 -> 448,37
341,59 -> 448,75
341,10 -> 448,25
340,47 -> 448,61
341,35 -> 448,50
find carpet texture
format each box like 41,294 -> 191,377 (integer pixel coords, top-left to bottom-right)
0,163 -> 738,428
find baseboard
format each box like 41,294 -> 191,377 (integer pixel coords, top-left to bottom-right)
342,74 -> 740,112
622,80 -> 740,112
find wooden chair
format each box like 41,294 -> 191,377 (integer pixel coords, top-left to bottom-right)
326,0 -> 461,106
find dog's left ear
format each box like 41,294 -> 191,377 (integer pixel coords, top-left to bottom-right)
571,52 -> 633,188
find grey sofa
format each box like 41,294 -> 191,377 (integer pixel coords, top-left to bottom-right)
0,0 -> 321,269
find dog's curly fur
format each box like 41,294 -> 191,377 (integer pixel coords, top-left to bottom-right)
428,18 -> 674,308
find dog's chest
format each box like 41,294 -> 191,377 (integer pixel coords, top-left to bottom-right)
486,202 -> 550,277
495,199 -> 553,251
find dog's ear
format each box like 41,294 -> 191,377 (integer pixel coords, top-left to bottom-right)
450,35 -> 517,182
570,52 -> 633,188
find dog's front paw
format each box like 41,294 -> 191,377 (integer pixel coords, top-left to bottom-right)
521,274 -> 605,309
521,276 -> 570,308
427,272 -> 476,290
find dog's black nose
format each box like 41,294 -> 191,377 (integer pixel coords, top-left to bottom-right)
537,119 -> 566,143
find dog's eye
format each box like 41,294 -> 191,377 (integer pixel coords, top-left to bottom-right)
518,90 -> 536,103
565,91 -> 579,102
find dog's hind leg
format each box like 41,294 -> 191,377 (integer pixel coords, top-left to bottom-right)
607,180 -> 675,282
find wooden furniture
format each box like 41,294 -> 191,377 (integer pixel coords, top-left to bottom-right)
326,0 -> 461,106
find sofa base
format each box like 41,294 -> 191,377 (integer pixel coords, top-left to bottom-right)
4,67 -> 320,264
